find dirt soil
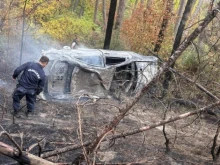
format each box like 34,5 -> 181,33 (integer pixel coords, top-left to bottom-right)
0,61 -> 220,165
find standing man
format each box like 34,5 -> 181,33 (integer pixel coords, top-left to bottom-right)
12,56 -> 49,117
71,37 -> 79,49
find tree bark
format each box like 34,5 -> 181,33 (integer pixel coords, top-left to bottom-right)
174,0 -> 186,35
93,0 -> 99,23
0,142 -> 55,165
79,0 -> 86,17
19,0 -> 28,65
72,0 -> 79,12
153,0 -> 173,53
0,0 -> 14,31
209,0 -> 215,11
102,0 -> 107,30
103,0 -> 117,49
162,0 -> 196,96
211,121 -> 220,161
114,0 -> 126,30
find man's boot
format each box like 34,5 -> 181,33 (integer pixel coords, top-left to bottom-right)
12,111 -> 21,118
25,110 -> 32,117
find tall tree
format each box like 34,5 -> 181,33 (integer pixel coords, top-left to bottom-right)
153,0 -> 173,53
209,0 -> 215,11
19,0 -> 28,65
72,0 -> 79,12
102,0 -> 107,30
79,0 -> 86,17
93,0 -> 99,23
162,0 -> 196,95
114,0 -> 126,30
103,0 -> 117,49
0,0 -> 14,32
71,0 -> 85,17
174,0 -> 186,35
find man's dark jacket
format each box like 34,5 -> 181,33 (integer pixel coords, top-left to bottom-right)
12,62 -> 46,93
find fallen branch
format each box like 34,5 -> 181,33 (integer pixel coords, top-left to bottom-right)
169,67 -> 219,100
0,142 -> 55,165
211,121 -> 220,161
109,100 -> 220,139
0,131 -> 22,155
41,100 -> 220,159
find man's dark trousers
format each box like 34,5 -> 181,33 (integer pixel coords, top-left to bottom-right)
12,85 -> 36,112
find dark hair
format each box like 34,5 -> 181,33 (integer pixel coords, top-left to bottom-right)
39,56 -> 49,63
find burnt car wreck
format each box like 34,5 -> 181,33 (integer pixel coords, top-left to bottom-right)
39,47 -> 158,100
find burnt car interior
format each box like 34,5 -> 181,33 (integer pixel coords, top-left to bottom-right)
105,56 -> 126,65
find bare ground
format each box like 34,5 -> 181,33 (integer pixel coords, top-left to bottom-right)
0,61 -> 220,165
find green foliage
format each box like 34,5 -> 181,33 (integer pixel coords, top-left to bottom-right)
84,30 -> 105,49
26,0 -> 70,25
39,15 -> 96,44
173,0 -> 181,11
111,30 -> 129,50
179,50 -> 199,72
24,0 -> 98,45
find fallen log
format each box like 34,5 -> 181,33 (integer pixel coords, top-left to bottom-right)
0,142 -> 55,165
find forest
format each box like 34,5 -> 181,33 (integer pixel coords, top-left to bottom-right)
0,0 -> 220,164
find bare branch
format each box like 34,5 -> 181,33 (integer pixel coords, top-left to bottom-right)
109,100 -> 220,140
0,131 -> 22,155
169,67 -> 219,100
0,142 -> 55,165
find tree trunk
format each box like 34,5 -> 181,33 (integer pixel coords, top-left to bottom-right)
72,0 -> 79,12
162,0 -> 196,96
153,0 -> 173,53
211,121 -> 220,161
187,0 -> 204,31
0,0 -> 13,31
103,0 -> 117,49
79,0 -> 85,17
19,0 -> 27,65
114,0 -> 126,30
174,0 -> 186,35
192,0 -> 204,18
0,142 -> 55,165
94,0 -> 99,23
102,0 -> 107,30
209,0 -> 215,11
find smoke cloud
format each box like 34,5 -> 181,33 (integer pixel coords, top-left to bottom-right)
0,23 -> 62,92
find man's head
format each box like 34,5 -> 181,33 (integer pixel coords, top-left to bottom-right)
39,56 -> 49,68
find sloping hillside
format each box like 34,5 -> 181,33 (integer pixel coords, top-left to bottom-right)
0,61 -> 220,164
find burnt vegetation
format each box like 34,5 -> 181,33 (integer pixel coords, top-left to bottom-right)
0,1 -> 220,165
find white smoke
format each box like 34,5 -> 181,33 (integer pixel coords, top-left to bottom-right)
0,23 -> 62,92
